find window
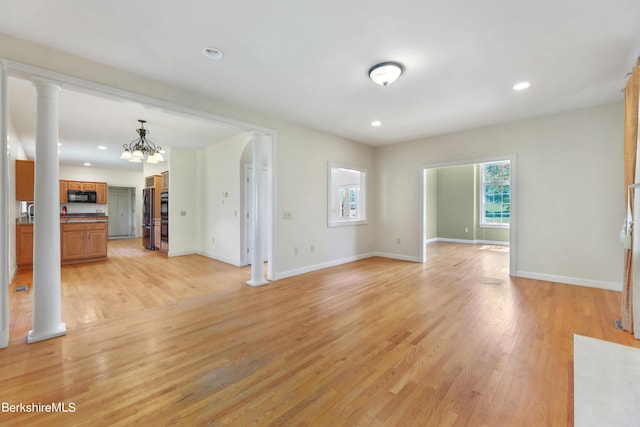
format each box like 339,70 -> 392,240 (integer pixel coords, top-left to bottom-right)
328,163 -> 367,226
480,161 -> 510,227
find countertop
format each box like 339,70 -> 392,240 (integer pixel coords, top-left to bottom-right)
17,214 -> 108,225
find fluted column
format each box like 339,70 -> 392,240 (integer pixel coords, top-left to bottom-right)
28,79 -> 66,343
247,131 -> 268,287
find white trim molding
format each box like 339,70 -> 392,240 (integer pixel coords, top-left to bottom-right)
374,252 -> 422,262
434,238 -> 510,246
275,252 -> 376,280
516,270 -> 621,292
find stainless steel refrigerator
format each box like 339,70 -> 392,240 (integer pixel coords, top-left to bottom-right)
142,187 -> 155,249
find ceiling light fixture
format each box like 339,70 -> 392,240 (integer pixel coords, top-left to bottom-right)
371,120 -> 382,127
120,120 -> 165,164
98,145 -> 107,150
202,47 -> 224,60
369,61 -> 404,86
513,81 -> 531,91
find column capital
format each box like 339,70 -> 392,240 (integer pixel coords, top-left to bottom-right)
31,78 -> 62,99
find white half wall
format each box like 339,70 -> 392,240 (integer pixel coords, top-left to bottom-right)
169,147 -> 197,256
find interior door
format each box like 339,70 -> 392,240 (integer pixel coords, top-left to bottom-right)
108,187 -> 134,238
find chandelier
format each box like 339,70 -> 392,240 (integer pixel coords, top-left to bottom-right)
120,119 -> 165,163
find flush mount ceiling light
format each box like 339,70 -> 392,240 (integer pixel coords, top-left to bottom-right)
371,120 -> 382,127
202,47 -> 223,60
120,120 -> 165,164
513,81 -> 531,91
369,61 -> 404,86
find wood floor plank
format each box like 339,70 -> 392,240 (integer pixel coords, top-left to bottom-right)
2,239 -> 638,426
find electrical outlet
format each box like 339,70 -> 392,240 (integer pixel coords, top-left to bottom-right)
283,211 -> 292,220
180,210 -> 187,217
465,227 -> 469,233
396,238 -> 401,244
211,237 -> 215,244
310,244 -> 315,252
294,247 -> 299,255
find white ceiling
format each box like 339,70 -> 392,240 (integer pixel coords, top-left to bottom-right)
2,0 -> 640,169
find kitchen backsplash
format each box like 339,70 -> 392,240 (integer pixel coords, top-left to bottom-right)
61,203 -> 108,216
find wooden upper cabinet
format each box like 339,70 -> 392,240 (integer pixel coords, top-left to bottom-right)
161,171 -> 169,192
82,182 -> 97,191
16,160 -> 35,201
96,182 -> 107,204
67,181 -> 83,191
60,180 -> 68,203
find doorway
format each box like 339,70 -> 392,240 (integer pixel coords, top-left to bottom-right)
421,155 -> 517,275
108,186 -> 135,238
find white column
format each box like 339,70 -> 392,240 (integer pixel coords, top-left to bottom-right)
0,60 -> 9,349
28,79 -> 66,343
247,131 -> 268,287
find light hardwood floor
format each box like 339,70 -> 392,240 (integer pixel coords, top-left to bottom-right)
2,239 -> 637,426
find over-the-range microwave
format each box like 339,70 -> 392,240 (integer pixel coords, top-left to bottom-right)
67,190 -> 97,203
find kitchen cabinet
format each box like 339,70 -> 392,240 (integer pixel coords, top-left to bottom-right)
161,170 -> 169,192
16,166 -> 107,204
16,160 -> 35,201
61,222 -> 108,263
68,181 -> 83,191
63,180 -> 108,204
96,182 -> 107,204
154,219 -> 161,250
16,223 -> 34,267
60,181 -> 68,203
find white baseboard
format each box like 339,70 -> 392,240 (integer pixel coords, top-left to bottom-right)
195,251 -> 243,267
374,252 -> 421,262
516,270 -> 621,291
434,238 -> 510,246
274,252 -> 376,280
167,249 -> 197,258
425,237 -> 439,244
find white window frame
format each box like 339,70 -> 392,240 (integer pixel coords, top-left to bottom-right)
479,161 -> 510,228
328,163 -> 367,227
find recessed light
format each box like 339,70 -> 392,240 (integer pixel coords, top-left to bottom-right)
371,120 -> 382,127
202,47 -> 223,60
58,143 -> 62,146
513,81 -> 530,91
98,145 -> 107,150
84,163 -> 91,167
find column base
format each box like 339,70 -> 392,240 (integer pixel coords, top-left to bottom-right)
27,323 -> 67,344
246,279 -> 269,287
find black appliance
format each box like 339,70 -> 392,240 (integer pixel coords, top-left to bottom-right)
160,191 -> 168,245
67,190 -> 97,203
160,191 -> 168,220
142,187 -> 155,250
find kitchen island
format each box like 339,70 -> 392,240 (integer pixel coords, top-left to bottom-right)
16,214 -> 108,268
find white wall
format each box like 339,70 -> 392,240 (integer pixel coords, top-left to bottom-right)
276,123 -> 376,277
169,147 -> 198,256
196,132 -> 249,265
376,102 -> 624,290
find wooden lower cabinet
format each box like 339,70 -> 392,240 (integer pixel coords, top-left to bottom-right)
61,222 -> 108,262
17,224 -> 34,267
154,219 -> 161,250
17,220 -> 108,268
